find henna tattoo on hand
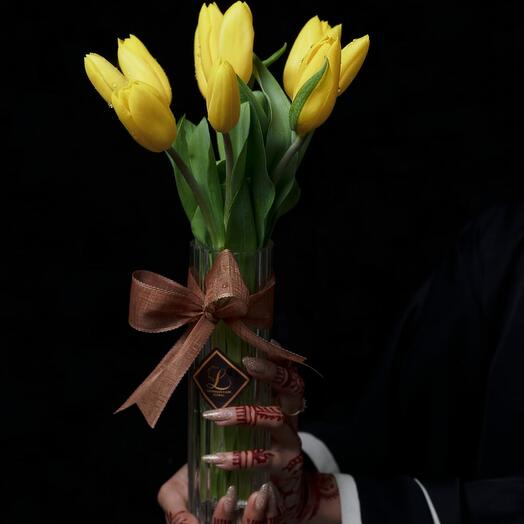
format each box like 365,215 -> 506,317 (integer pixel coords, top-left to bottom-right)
298,474 -> 340,521
165,510 -> 192,524
273,365 -> 305,396
231,449 -> 274,469
235,406 -> 284,426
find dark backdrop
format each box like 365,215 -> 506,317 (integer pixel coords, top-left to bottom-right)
4,0 -> 524,522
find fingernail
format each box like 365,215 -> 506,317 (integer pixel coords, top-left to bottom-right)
202,454 -> 226,465
223,485 -> 237,514
243,357 -> 266,374
203,408 -> 235,421
255,483 -> 270,511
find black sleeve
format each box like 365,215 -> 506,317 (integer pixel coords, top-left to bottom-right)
353,473 -> 524,523
305,202 -> 524,523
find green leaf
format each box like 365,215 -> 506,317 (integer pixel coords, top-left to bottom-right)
276,179 -> 301,219
222,103 -> 251,229
168,116 -> 208,245
225,181 -> 257,253
238,77 -> 269,136
253,54 -> 292,171
188,118 -> 225,247
289,59 -> 328,132
266,132 -> 314,235
245,100 -> 275,247
262,42 -> 287,68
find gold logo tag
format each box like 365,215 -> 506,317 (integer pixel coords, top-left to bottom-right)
192,349 -> 251,409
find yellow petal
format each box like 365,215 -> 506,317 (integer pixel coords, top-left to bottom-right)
112,81 -> 177,152
194,3 -> 224,97
117,35 -> 172,105
207,3 -> 224,65
339,35 -> 370,95
218,1 -> 254,83
293,30 -> 341,99
84,53 -> 127,105
283,16 -> 330,98
295,38 -> 341,135
206,60 -> 240,133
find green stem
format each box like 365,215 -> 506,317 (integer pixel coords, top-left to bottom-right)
223,132 -> 234,227
167,147 -> 222,248
272,134 -> 306,186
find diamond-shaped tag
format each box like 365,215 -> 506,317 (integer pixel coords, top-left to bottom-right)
192,349 -> 251,409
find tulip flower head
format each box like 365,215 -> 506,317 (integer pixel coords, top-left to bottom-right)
284,16 -> 369,135
194,1 -> 254,98
206,60 -> 241,133
85,35 -> 177,152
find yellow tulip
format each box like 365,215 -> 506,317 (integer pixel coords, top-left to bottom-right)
194,1 -> 254,98
283,15 -> 331,99
339,35 -> 370,95
111,81 -> 177,153
292,29 -> 341,136
206,60 -> 240,133
117,34 -> 172,105
84,53 -> 128,105
285,16 -> 369,135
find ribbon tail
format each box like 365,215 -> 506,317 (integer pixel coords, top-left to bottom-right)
227,319 -> 306,364
116,316 -> 216,428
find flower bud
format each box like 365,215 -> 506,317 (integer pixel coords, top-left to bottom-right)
194,2 -> 254,98
111,81 -> 177,152
117,34 -> 172,105
283,15 -> 331,99
293,31 -> 341,135
206,60 -> 240,133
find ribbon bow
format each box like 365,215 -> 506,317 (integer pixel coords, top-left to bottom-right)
116,250 -> 306,428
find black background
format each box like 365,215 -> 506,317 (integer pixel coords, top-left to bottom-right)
4,0 -> 524,522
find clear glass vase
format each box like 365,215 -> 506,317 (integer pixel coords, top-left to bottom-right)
188,241 -> 273,523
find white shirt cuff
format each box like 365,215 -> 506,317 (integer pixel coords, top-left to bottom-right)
334,473 -> 362,524
298,431 -> 340,473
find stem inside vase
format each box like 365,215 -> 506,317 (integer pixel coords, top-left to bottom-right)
188,241 -> 273,523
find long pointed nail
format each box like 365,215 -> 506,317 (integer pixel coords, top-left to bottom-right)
255,483 -> 270,511
203,408 -> 235,421
243,357 -> 266,374
202,454 -> 226,465
223,485 -> 237,514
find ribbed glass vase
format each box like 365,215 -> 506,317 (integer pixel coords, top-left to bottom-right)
188,240 -> 273,523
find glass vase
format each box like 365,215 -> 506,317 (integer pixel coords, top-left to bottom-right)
188,241 -> 273,523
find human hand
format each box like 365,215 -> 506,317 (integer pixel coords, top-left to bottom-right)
202,357 -> 340,524
158,463 -> 279,523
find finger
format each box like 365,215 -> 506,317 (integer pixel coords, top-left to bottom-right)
212,485 -> 237,524
163,510 -> 199,524
203,405 -> 301,448
202,448 -> 280,471
243,357 -> 304,415
266,483 -> 280,524
242,483 -> 270,524
203,406 -> 284,428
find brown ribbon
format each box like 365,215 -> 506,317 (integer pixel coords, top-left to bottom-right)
115,250 -> 306,428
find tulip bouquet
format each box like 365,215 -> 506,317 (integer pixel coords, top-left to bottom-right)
85,0 -> 368,516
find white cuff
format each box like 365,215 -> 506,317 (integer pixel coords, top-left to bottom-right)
298,431 -> 340,473
334,473 -> 362,524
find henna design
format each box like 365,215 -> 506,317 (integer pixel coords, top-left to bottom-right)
165,510 -> 192,524
273,365 -> 305,396
235,406 -> 284,426
231,448 -> 274,469
282,453 -> 303,474
298,474 -> 340,521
